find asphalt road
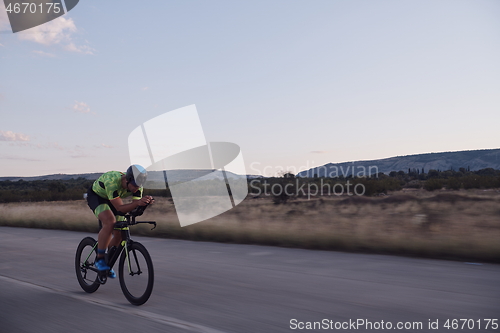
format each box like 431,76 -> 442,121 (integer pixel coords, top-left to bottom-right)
0,226 -> 498,333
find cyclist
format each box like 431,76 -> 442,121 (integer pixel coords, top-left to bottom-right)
86,164 -> 153,277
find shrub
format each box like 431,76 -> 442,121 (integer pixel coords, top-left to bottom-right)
447,178 -> 462,190
424,179 -> 443,191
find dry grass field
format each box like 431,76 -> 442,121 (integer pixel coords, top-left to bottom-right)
1,189 -> 499,262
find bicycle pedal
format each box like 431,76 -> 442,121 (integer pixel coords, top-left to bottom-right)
97,272 -> 108,284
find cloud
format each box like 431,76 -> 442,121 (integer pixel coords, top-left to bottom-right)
69,144 -> 93,158
73,101 -> 91,114
0,130 -> 30,142
0,4 -> 9,46
15,16 -> 94,54
48,142 -> 65,150
33,50 -> 56,57
64,42 -> 95,55
0,154 -> 42,161
141,87 -> 149,91
17,16 -> 76,45
70,153 -> 90,158
1,134 -> 97,160
310,150 -> 329,154
0,4 -> 9,31
0,5 -> 94,53
93,143 -> 113,149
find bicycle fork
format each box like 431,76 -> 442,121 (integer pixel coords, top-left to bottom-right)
125,242 -> 143,276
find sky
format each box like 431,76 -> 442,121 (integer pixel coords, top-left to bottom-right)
0,0 -> 499,177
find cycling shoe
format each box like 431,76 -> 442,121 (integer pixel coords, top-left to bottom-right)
95,258 -> 110,271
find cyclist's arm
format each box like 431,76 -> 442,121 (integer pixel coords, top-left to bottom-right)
110,196 -> 151,213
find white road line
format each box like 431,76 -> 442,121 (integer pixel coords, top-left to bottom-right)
0,275 -> 227,333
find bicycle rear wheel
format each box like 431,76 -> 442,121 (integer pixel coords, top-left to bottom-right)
118,242 -> 154,305
75,237 -> 100,293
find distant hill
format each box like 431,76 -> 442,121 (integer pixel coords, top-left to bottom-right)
3,149 -> 499,181
297,148 -> 500,178
0,170 -> 246,182
145,170 -> 245,187
0,173 -> 102,182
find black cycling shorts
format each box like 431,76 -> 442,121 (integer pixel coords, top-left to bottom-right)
86,187 -> 123,229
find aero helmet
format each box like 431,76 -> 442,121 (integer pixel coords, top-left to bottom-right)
126,164 -> 147,187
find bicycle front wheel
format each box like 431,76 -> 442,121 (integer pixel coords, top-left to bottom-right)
118,242 -> 154,305
75,237 -> 100,293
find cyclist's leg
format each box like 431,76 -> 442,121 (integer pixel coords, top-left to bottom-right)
87,189 -> 116,272
97,209 -> 116,258
109,229 -> 122,248
108,211 -> 125,248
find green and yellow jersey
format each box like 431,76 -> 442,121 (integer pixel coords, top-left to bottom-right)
92,171 -> 143,201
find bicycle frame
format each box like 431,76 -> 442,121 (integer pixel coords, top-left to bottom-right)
76,202 -> 156,305
83,214 -> 156,277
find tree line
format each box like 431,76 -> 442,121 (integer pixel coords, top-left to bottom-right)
0,167 -> 499,203
0,178 -> 93,203
250,167 -> 500,198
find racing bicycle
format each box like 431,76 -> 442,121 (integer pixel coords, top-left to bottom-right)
75,204 -> 156,305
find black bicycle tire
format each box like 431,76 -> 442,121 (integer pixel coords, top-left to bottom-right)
118,242 -> 154,305
75,237 -> 100,293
